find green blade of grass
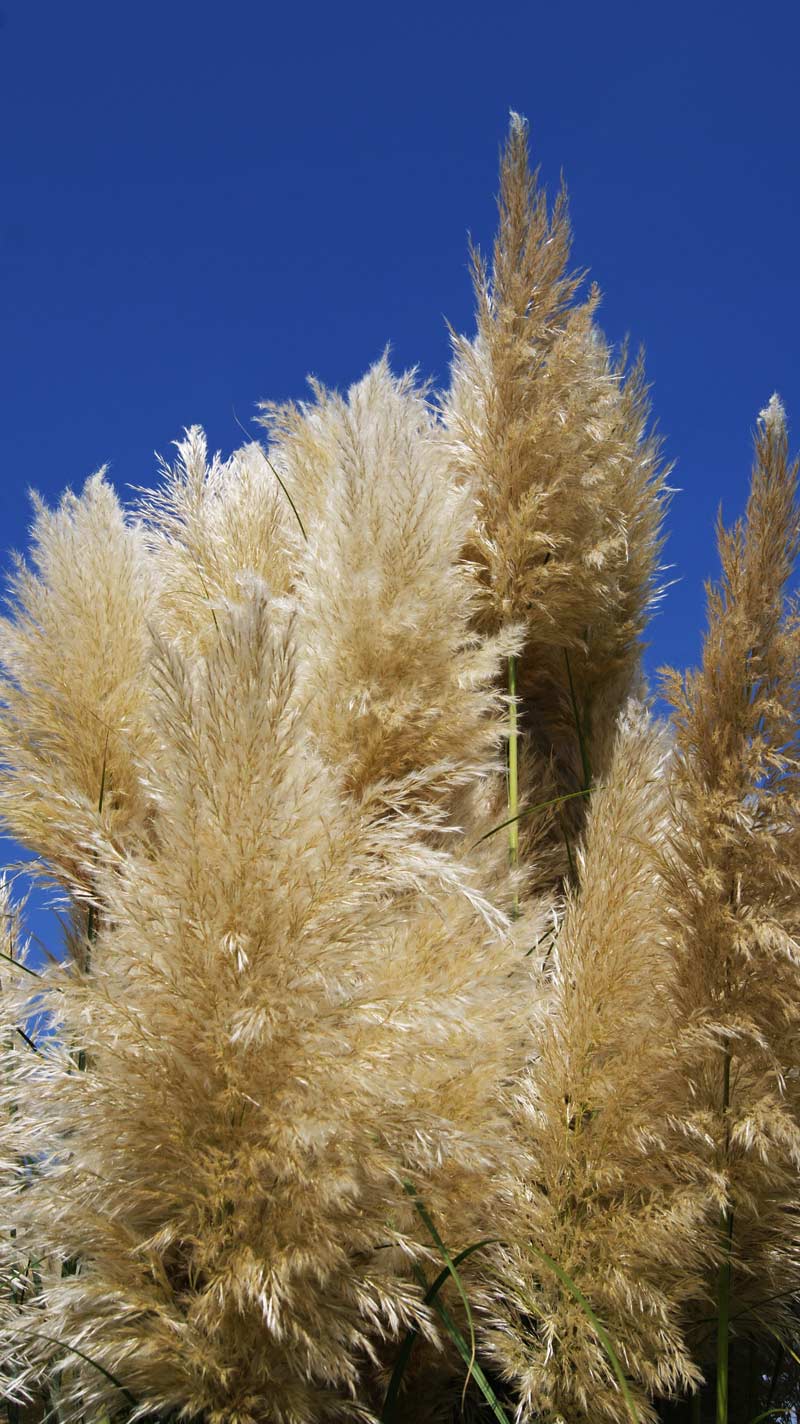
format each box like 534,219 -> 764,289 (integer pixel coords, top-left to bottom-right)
402,1186 -> 511,1419
418,1281 -> 512,1424
750,1315 -> 800,1371
381,1238 -> 500,1422
15,1026 -> 40,1055
79,732 -> 111,1072
527,1245 -> 641,1424
20,1332 -> 137,1408
470,787 -> 595,849
402,1183 -> 479,1385
194,567 -> 220,632
84,728 -> 110,959
231,406 -> 308,542
96,728 -> 110,816
695,1286 -> 800,1333
263,453 -> 307,543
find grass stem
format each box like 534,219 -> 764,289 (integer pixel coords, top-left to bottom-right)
507,654 -> 519,918
716,1049 -> 733,1424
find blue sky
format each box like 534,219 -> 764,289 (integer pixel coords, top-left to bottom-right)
1,0 -> 799,964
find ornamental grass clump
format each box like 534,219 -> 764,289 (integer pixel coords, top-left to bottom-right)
0,480 -> 540,1424
0,117 -> 799,1424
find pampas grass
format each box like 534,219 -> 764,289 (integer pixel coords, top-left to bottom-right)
0,117 -> 798,1424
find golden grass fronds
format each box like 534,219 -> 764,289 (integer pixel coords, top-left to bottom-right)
0,121 -> 797,1424
660,396 -> 800,1362
0,474 -> 157,912
263,359 -> 522,822
484,704 -> 708,1423
442,115 -> 668,851
0,584 -> 539,1424
135,426 -> 303,659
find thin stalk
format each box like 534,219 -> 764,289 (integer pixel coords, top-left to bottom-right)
564,648 -> 591,791
0,950 -> 42,980
560,807 -> 578,884
21,1331 -> 137,1409
78,733 -> 109,1071
231,406 -> 308,541
716,1049 -> 733,1424
470,785 -> 593,849
507,654 -> 519,918
765,1343 -> 783,1413
691,1388 -> 702,1424
561,649 -> 592,887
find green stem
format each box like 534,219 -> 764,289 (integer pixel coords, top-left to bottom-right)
716,1049 -> 733,1424
507,655 -> 519,918
691,1388 -> 702,1424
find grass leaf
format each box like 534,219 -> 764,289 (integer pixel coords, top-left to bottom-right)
470,787 -> 595,848
417,1278 -> 512,1424
381,1238 -> 500,1421
20,1331 -> 138,1408
528,1245 -> 641,1424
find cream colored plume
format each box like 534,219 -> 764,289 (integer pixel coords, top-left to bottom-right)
0,474 -> 157,917
484,704 -> 708,1423
660,397 -> 800,1364
442,116 -> 668,864
0,583 -> 537,1424
134,426 -> 303,658
262,359 -> 523,828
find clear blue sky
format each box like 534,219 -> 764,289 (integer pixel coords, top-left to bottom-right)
1,1 -> 799,963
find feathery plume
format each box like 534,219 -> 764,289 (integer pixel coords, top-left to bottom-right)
0,120 -> 797,1424
135,427 -> 302,658
0,583 -> 538,1424
262,360 -> 520,823
262,357 -> 550,924
659,398 -> 800,1382
484,705 -> 707,1423
442,116 -> 668,869
0,474 -> 157,923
